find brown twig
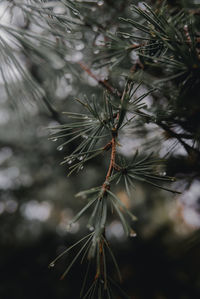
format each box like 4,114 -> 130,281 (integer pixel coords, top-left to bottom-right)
78,61 -> 120,96
94,83 -> 130,282
102,135 -> 117,192
101,82 -> 132,191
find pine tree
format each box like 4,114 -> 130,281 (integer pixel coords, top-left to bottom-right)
1,0 -> 200,298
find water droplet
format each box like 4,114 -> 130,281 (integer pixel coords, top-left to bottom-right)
52,138 -> 58,142
87,225 -> 94,231
129,230 -> 137,238
49,262 -> 55,268
97,0 -> 104,6
79,165 -> 84,170
94,49 -> 100,54
159,171 -> 166,176
57,145 -> 63,151
78,156 -> 84,161
66,28 -> 72,33
122,34 -> 130,39
72,10 -> 79,16
68,160 -> 73,165
83,134 -> 88,139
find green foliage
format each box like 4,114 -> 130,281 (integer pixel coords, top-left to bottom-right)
1,0 -> 200,298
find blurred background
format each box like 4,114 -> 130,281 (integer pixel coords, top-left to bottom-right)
0,0 -> 200,298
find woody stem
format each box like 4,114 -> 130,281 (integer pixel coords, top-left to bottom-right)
102,136 -> 116,191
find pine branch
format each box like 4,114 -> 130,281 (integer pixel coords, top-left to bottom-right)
77,61 -> 199,156
3,2 -> 199,298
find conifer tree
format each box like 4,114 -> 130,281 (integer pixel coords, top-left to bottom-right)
1,0 -> 200,298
